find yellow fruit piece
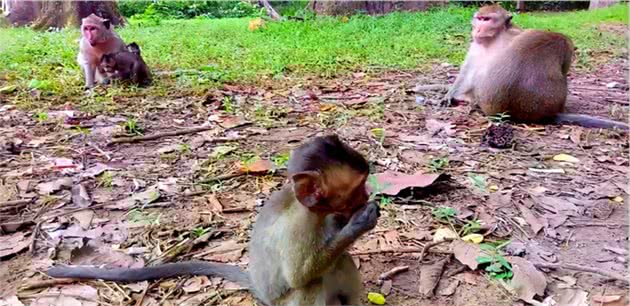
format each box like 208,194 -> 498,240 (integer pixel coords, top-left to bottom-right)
489,185 -> 499,192
612,196 -> 624,203
367,292 -> 386,305
552,153 -> 579,163
461,234 -> 484,244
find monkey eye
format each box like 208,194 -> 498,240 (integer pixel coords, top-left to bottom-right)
476,16 -> 491,21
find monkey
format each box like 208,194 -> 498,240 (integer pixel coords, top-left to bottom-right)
78,13 -> 126,88
99,42 -> 152,86
47,135 -> 379,306
445,4 -> 629,131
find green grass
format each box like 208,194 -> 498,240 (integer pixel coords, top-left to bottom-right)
0,4 -> 627,102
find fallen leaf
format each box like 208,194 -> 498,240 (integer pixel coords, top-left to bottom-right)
419,258 -> 447,297
248,18 -> 265,31
206,194 -> 223,212
0,85 -> 17,94
433,227 -> 458,242
553,154 -> 580,163
124,281 -> 148,293
157,144 -> 180,154
367,292 -> 386,305
555,289 -> 589,306
383,230 -> 402,248
437,279 -> 460,296
157,177 -> 178,194
592,295 -> 622,304
106,185 -> 161,210
237,159 -> 274,174
452,240 -> 482,270
569,129 -> 582,144
426,119 -> 456,136
81,163 -> 112,178
209,145 -> 237,159
507,256 -> 546,303
36,177 -> 73,195
72,184 -> 91,208
517,203 -> 544,235
461,234 -> 484,244
530,186 -> 548,194
72,210 -> 94,230
0,232 -> 31,258
182,276 -> 211,293
612,196 -> 624,203
556,275 -> 577,289
533,196 -> 580,215
372,171 -> 442,196
380,280 -> 392,296
202,240 -> 246,262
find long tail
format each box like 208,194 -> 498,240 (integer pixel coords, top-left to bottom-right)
553,113 -> 629,131
47,261 -> 250,286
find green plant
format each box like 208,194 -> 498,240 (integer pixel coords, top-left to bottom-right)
127,209 -> 162,226
34,111 -> 48,123
488,112 -> 511,124
97,171 -> 113,188
468,173 -> 487,192
460,219 -> 481,236
124,118 -> 144,136
272,151 -> 290,168
191,226 -> 212,238
379,196 -> 393,207
367,174 -> 389,201
432,206 -> 457,223
476,241 -> 513,280
222,96 -> 235,114
178,143 -> 192,154
371,128 -> 385,145
428,157 -> 449,172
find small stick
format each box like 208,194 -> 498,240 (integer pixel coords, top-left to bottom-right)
418,238 -> 454,262
29,221 -> 43,254
378,266 -> 409,280
412,84 -> 450,92
88,142 -> 111,161
351,242 -> 454,256
107,123 -> 250,145
0,199 -> 32,207
222,207 -> 251,213
534,263 -> 629,284
19,278 -> 76,290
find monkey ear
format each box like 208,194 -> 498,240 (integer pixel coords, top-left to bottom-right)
292,171 -> 325,208
102,19 -> 111,29
505,15 -> 513,27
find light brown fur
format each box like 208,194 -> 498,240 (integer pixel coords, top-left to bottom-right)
446,4 -> 573,122
78,13 -> 126,88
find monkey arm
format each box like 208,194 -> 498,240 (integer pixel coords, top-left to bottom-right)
282,202 -> 379,288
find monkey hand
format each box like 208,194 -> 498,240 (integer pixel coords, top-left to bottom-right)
345,201 -> 380,236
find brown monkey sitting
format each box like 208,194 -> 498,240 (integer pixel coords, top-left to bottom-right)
78,13 -> 126,88
99,42 -> 152,86
48,135 -> 378,306
445,4 -> 628,130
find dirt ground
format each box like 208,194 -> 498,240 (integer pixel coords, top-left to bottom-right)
0,52 -> 628,305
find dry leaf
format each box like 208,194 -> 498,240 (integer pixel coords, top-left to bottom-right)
452,240 -> 482,270
81,163 -> 112,178
206,194 -> 223,212
437,279 -> 460,296
36,177 -> 72,195
517,203 -> 544,235
72,184 -> 91,208
373,171 -> 442,196
592,295 -> 622,304
553,153 -> 579,163
418,258 -> 447,297
461,234 -> 484,244
380,280 -> 392,296
182,276 -> 211,293
383,230 -> 402,248
555,289 -> 589,306
433,227 -> 458,242
507,256 -> 546,303
0,232 -> 31,258
237,159 -> 274,174
72,210 -> 94,230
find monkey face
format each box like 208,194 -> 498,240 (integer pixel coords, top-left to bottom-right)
81,14 -> 111,46
99,55 -> 117,75
471,7 -> 511,42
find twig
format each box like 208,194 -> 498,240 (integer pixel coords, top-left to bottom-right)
199,172 -> 246,184
222,207 -> 251,213
412,84 -> 450,92
378,266 -> 409,280
0,199 -> 32,207
444,264 -> 468,278
419,238 -> 454,262
19,278 -> 76,290
351,244 -> 453,256
29,221 -> 43,254
40,203 -> 110,222
534,263 -> 629,284
88,142 -> 111,161
107,123 -> 250,145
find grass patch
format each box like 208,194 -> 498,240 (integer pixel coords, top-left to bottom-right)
0,4 -> 626,107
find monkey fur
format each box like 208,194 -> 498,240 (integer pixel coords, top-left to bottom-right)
48,135 -> 379,306
446,4 -> 628,131
78,13 -> 126,88
99,42 -> 152,86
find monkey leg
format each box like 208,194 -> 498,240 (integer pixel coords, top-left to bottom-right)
324,254 -> 363,305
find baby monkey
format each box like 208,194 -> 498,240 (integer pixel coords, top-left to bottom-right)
99,42 -> 152,86
48,135 -> 379,306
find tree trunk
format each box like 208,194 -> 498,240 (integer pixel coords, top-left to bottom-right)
309,0 -> 447,16
516,1 -> 526,12
589,0 -> 620,9
6,0 -> 123,29
259,0 -> 282,21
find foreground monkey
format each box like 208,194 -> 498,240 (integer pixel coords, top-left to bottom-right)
78,14 -> 126,88
48,135 -> 379,306
445,5 -> 629,130
99,42 -> 152,86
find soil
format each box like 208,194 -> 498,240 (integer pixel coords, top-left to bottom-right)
0,54 -> 628,306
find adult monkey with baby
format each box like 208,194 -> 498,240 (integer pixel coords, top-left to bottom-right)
48,135 -> 379,306
445,5 -> 629,130
99,42 -> 152,86
78,13 -> 126,88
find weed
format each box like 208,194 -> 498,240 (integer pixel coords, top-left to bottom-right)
97,171 -> 113,188
124,118 -> 144,136
379,196 -> 393,207
34,111 -> 48,123
371,128 -> 385,145
178,143 -> 192,154
468,173 -> 488,192
432,206 -> 457,223
272,151 -> 290,168
428,157 -> 449,172
127,209 -> 162,226
488,112 -> 511,124
460,219 -> 482,236
221,96 -> 236,114
191,226 -> 212,238
476,241 -> 513,280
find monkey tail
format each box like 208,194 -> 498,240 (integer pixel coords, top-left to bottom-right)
553,113 -> 629,131
47,261 -> 251,286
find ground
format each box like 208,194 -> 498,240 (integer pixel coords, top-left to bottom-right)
0,6 -> 629,306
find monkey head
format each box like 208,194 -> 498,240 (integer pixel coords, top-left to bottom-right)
471,5 -> 512,42
81,13 -> 112,46
99,53 -> 117,75
289,135 -> 370,217
126,42 -> 141,56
